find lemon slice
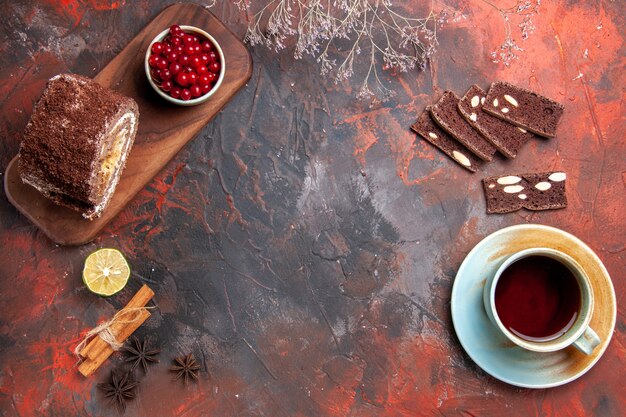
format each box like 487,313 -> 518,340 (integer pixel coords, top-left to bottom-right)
82,248 -> 130,296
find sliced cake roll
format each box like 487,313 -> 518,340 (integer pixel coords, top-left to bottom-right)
18,74 -> 139,220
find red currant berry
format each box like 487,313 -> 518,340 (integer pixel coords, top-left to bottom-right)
150,68 -> 161,80
208,51 -> 218,63
170,86 -> 181,98
193,44 -> 202,54
197,65 -> 207,75
201,83 -> 212,94
184,44 -> 195,56
157,58 -> 168,69
183,34 -> 195,45
209,61 -> 221,73
170,35 -> 182,46
189,55 -> 200,67
200,53 -> 210,64
175,45 -> 184,54
170,25 -> 182,36
148,54 -> 160,68
151,42 -> 164,54
202,42 -> 213,53
176,72 -> 190,86
188,72 -> 198,85
167,52 -> 178,62
179,54 -> 191,66
161,80 -> 173,92
160,68 -> 172,81
199,74 -> 210,85
190,84 -> 202,98
163,44 -> 173,55
180,89 -> 192,100
169,62 -> 182,75
206,72 -> 216,83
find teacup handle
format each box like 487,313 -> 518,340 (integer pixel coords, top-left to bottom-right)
572,326 -> 601,355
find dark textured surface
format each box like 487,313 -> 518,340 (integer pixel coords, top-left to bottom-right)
0,1 -> 625,416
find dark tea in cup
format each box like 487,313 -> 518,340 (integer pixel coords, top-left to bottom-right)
484,247 -> 600,354
494,255 -> 581,342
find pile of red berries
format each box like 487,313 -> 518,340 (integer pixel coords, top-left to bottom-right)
148,24 -> 222,101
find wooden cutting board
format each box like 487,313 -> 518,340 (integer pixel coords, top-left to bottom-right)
4,3 -> 252,245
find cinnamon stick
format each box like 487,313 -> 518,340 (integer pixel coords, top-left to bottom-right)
78,284 -> 154,376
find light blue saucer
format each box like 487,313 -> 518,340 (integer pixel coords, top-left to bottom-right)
451,224 -> 616,388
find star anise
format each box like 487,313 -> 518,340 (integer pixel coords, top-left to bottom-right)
170,353 -> 201,384
123,336 -> 160,373
98,369 -> 138,412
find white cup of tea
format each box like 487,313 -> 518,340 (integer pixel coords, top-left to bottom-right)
483,247 -> 600,354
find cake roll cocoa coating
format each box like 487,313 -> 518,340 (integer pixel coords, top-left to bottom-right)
18,74 -> 139,218
430,91 -> 498,161
482,81 -> 564,138
411,107 -> 485,173
458,85 -> 537,159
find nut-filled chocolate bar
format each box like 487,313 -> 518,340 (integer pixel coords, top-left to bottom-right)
482,171 -> 567,214
412,107 -> 485,173
458,85 -> 537,159
482,81 -> 564,138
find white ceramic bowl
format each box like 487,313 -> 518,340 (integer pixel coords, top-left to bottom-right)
145,25 -> 225,106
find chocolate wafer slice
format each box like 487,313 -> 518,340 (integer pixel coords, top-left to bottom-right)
458,85 -> 536,159
430,91 -> 498,161
482,81 -> 564,138
411,107 -> 485,173
482,171 -> 567,214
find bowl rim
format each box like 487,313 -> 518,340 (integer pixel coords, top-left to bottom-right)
144,24 -> 226,106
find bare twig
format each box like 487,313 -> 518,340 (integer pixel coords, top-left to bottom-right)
211,0 -> 541,100
482,0 -> 541,66
241,0 -> 439,102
